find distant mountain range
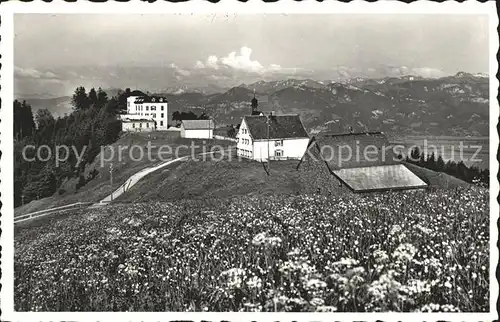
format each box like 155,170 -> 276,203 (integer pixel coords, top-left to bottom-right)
17,72 -> 489,136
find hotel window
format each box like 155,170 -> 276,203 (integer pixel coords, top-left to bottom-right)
160,121 -> 163,126
161,113 -> 164,118
132,123 -> 135,128
275,140 -> 283,147
161,106 -> 164,111
146,123 -> 149,128
140,123 -> 143,128
146,106 -> 149,111
151,106 -> 156,111
146,113 -> 149,116
152,114 -> 156,118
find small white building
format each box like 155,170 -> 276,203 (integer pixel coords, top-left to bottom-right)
236,114 -> 310,161
180,119 -> 215,139
124,93 -> 169,130
121,118 -> 156,132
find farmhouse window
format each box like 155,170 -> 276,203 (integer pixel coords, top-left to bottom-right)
275,150 -> 283,157
275,140 -> 283,147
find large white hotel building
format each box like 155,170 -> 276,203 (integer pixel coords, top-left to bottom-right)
120,91 -> 169,131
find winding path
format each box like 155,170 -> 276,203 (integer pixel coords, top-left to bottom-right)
93,151 -> 219,206
15,150 -> 230,224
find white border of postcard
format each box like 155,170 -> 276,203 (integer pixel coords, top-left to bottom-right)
0,1 -> 498,321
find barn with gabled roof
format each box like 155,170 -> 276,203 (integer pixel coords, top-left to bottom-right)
296,131 -> 427,192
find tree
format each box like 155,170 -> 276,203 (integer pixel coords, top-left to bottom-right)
436,155 -> 446,171
228,125 -> 236,138
409,146 -> 421,163
72,86 -> 90,110
426,153 -> 437,170
172,111 -> 180,123
96,87 -> 108,109
14,100 -> 36,140
35,109 -> 55,129
88,88 -> 98,107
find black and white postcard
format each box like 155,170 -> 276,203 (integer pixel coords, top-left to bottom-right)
0,1 -> 498,321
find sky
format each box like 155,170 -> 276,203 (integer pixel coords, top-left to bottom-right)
15,14 -> 489,73
13,14 -> 490,96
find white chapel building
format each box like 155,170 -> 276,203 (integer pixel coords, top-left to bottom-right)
237,113 -> 310,161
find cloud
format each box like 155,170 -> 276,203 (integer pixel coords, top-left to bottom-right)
169,62 -> 191,77
14,66 -> 60,79
411,67 -> 445,78
194,46 -> 276,74
219,46 -> 263,72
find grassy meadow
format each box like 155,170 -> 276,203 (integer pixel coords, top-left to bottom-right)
15,187 -> 489,312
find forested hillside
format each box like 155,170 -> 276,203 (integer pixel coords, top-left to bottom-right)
13,87 -> 127,207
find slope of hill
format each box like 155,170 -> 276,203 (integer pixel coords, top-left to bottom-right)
14,186 -> 489,312
117,155 -> 470,203
242,78 -> 325,93
17,88 -> 126,117
14,132 -> 235,216
20,96 -> 72,117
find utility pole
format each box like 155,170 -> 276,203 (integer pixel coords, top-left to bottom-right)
21,194 -> 25,206
267,114 -> 270,169
109,163 -> 114,202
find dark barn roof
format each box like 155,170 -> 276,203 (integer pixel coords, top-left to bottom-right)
300,132 -> 398,170
296,131 -> 427,192
244,115 -> 309,140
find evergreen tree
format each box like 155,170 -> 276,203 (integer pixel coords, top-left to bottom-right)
97,87 -> 108,109
72,86 -> 90,110
88,88 -> 98,107
436,155 -> 446,171
14,100 -> 36,140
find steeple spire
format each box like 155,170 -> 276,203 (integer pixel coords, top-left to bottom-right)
251,88 -> 258,113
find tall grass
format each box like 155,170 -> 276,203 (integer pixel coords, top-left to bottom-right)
15,187 -> 489,312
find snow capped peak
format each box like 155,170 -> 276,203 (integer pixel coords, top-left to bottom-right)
473,72 -> 488,78
455,71 -> 472,78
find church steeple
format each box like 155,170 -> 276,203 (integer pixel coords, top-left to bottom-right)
251,89 -> 258,113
